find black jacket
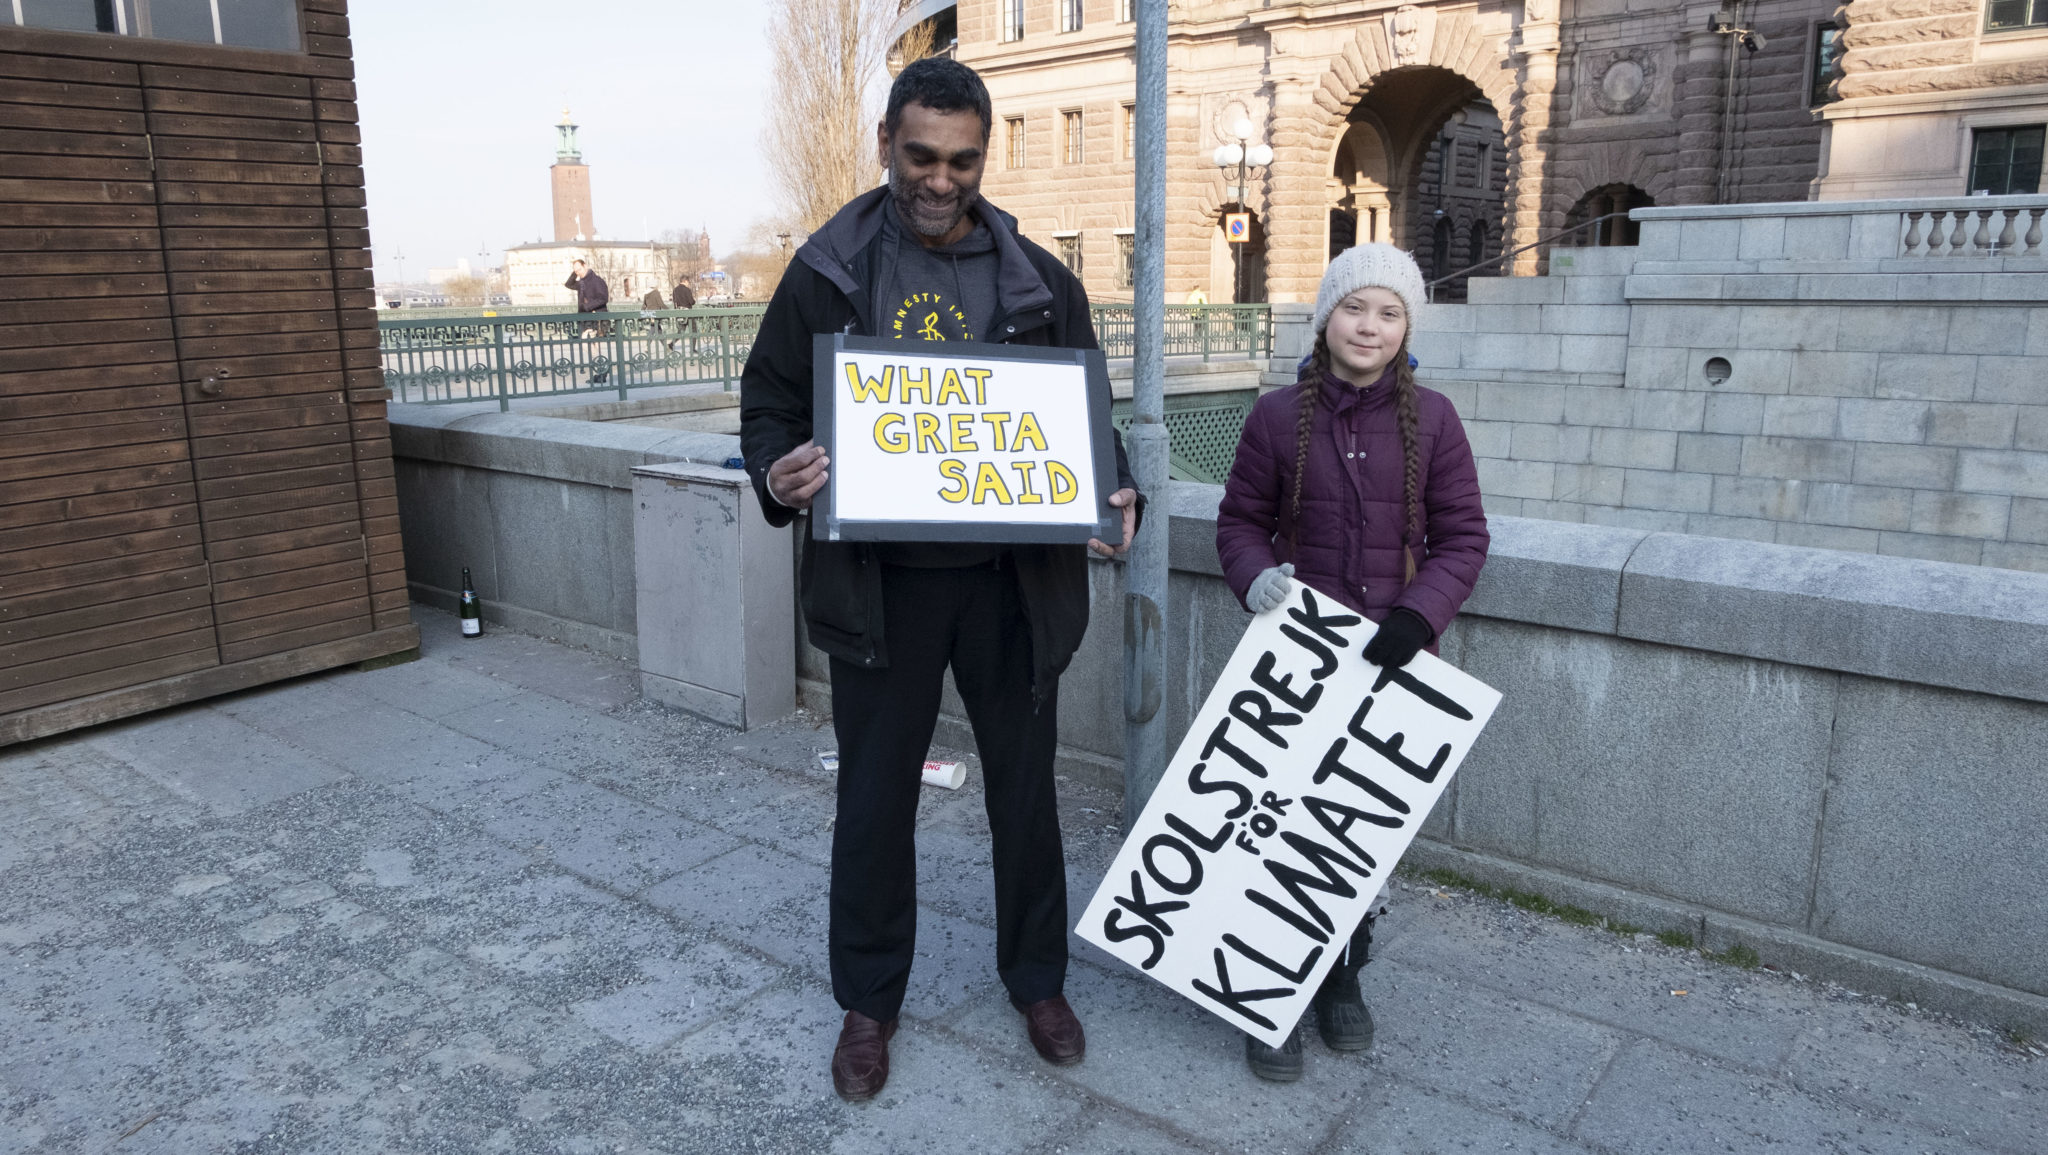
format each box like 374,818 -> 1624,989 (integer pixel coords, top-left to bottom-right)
565,270 -> 608,312
739,187 -> 1139,699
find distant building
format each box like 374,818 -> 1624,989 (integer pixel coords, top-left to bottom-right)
504,110 -> 669,307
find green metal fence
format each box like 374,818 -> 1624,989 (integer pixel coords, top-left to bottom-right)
379,303 -> 1272,410
1111,389 -> 1257,484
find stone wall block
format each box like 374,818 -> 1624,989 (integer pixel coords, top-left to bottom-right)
1721,349 -> 1795,394
1741,435 -> 1857,482
1872,352 -> 1976,401
1521,498 -> 1589,522
1622,468 -> 1715,513
1852,442 -> 1958,489
1781,214 -> 1854,260
1564,274 -> 1629,304
1723,274 -> 1800,300
1623,345 -> 1691,390
1557,463 -> 1628,504
1625,274 -> 1729,301
1795,274 -> 1897,302
1634,221 -> 1681,261
1465,418 -> 1513,459
1469,276 -> 1566,305
1738,304 -> 1840,352
1542,303 -> 1632,335
1957,449 -> 2048,498
1630,303 -> 1741,349
1677,431 -> 1747,475
1909,490 -> 2013,539
1467,332 -> 1563,371
1685,511 -> 1781,542
1408,329 -> 1466,372
1878,529 -> 1986,564
1760,395 -> 1842,440
1972,355 -> 2046,404
2026,309 -> 2048,357
1476,456 -> 1558,500
1891,272 -> 1985,303
1984,540 -> 2048,572
1510,421 -> 1592,464
1927,402 -> 2019,449
1804,481 -> 1916,532
2019,407 -> 2048,452
1736,215 -> 1786,261
1630,388 -> 1708,432
1703,392 -> 1767,435
1584,505 -> 1691,532
1713,475 -> 1807,520
1945,307 -> 2034,357
1775,521 -> 1883,553
1562,334 -> 1629,374
1846,211 -> 1900,261
1591,426 -> 1679,469
1836,305 -> 1952,354
1837,398 -> 1933,444
2010,497 -> 2048,545
1678,218 -> 1742,262
1478,381 -> 1569,423
1565,384 -> 1635,427
1787,350 -> 1879,398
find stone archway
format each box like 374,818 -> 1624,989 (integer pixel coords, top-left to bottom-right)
1262,9 -> 1530,301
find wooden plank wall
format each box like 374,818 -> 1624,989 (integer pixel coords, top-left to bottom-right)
0,0 -> 415,741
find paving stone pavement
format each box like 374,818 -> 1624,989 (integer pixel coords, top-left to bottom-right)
2,608 -> 2042,1155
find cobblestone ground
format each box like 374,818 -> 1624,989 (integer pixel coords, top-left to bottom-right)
1,609 -> 2041,1154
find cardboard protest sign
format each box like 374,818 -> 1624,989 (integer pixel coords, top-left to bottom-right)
812,334 -> 1121,544
1078,579 -> 1502,1048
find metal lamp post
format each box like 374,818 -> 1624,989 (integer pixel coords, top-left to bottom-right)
1212,119 -> 1273,304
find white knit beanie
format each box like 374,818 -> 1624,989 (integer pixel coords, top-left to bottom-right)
1312,243 -> 1426,336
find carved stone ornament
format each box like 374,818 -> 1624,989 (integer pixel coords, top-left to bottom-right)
1523,0 -> 1558,24
1581,46 -> 1660,118
1384,5 -> 1437,67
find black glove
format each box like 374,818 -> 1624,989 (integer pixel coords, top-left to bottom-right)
1361,608 -> 1433,670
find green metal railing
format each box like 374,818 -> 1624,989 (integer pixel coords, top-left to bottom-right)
377,307 -> 768,409
1111,389 -> 1258,484
378,303 -> 1272,410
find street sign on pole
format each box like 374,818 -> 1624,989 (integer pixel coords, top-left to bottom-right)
1224,212 -> 1251,243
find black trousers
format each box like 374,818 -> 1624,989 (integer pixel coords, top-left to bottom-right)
827,561 -> 1067,1022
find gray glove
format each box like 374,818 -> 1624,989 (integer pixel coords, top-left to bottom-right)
1245,563 -> 1294,614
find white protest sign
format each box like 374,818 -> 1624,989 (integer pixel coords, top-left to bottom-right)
812,335 -> 1119,544
1078,579 -> 1502,1048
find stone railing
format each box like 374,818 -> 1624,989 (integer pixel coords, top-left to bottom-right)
1900,198 -> 2048,259
1629,195 -> 2048,267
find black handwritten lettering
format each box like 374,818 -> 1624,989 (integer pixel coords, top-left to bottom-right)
1246,887 -> 1330,944
1313,736 -> 1415,815
1143,834 -> 1203,896
1372,663 -> 1475,722
1101,908 -> 1167,969
1114,870 -> 1188,936
1279,624 -> 1338,680
1303,793 -> 1400,867
1252,650 -> 1324,713
1188,761 -> 1255,818
1228,690 -> 1301,750
1348,696 -> 1453,784
1223,933 -> 1325,984
1164,812 -> 1232,853
1288,588 -> 1363,648
1248,812 -> 1277,838
1253,830 -> 1373,937
1189,948 -> 1292,1031
1258,791 -> 1293,815
1235,829 -> 1262,855
1201,717 -> 1269,779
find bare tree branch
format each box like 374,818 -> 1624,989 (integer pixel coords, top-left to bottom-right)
763,0 -> 899,234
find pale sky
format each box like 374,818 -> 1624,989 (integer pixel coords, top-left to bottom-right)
352,0 -> 776,281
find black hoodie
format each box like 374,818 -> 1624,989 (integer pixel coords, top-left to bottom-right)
738,187 -> 1140,699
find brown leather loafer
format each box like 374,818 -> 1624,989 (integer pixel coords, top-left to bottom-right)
831,1010 -> 898,1101
1016,994 -> 1085,1066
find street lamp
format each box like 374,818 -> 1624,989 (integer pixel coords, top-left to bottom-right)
1211,116 -> 1273,304
776,231 -> 791,261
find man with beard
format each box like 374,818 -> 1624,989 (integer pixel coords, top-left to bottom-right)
739,57 -> 1139,1102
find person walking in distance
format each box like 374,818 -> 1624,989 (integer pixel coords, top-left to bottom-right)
1215,242 -> 1490,1081
565,258 -> 611,383
739,57 -> 1141,1102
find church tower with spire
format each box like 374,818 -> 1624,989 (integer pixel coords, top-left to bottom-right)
550,108 -> 595,242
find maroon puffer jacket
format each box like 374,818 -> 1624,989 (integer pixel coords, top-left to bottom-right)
1216,368 -> 1489,643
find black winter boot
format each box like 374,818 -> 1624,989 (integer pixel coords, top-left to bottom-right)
1313,915 -> 1376,1052
1243,1017 -> 1305,1082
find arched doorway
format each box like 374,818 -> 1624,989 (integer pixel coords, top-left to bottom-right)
1210,210 -> 1267,304
1564,184 -> 1654,246
1329,67 -> 1505,302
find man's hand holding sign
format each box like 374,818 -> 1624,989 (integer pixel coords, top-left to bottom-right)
1077,577 -> 1501,1049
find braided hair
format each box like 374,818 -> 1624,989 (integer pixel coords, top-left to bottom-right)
1284,334 -> 1423,584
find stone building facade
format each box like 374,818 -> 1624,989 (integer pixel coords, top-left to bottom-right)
930,0 -> 1839,304
1816,0 -> 2048,198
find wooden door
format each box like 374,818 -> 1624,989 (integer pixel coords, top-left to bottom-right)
0,54 -> 220,720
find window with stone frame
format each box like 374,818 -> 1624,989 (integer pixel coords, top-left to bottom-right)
1115,232 -> 1134,289
1808,22 -> 1842,107
10,0 -> 301,49
1063,109 -> 1084,164
1006,116 -> 1026,170
1057,234 -> 1083,278
1122,103 -> 1136,160
1059,0 -> 1082,33
1119,0 -> 1134,22
1000,0 -> 1024,41
1969,126 -> 2045,195
1987,0 -> 2046,31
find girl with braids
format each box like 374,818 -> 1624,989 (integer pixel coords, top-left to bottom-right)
1215,242 -> 1490,1082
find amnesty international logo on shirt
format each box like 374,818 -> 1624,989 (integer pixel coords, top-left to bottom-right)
890,291 -> 973,342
